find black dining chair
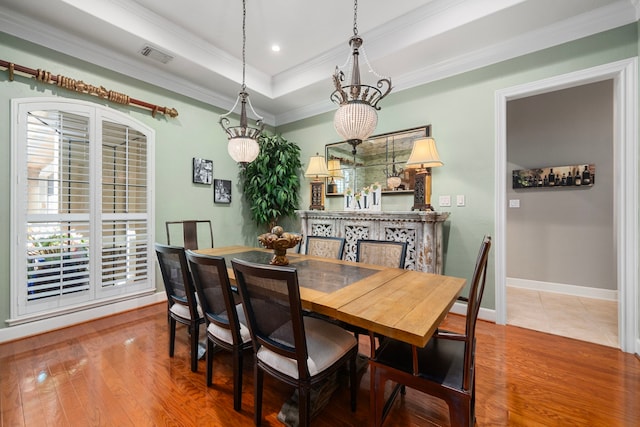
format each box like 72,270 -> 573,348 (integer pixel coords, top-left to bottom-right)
186,250 -> 252,411
305,235 -> 345,259
231,258 -> 358,426
165,219 -> 214,250
155,243 -> 204,372
356,239 -> 408,269
368,235 -> 491,427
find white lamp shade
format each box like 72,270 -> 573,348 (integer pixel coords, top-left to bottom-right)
327,159 -> 344,178
333,102 -> 378,142
305,154 -> 330,178
228,136 -> 260,164
406,137 -> 443,168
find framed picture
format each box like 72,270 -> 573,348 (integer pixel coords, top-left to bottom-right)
214,179 -> 232,203
192,158 -> 213,184
512,163 -> 595,189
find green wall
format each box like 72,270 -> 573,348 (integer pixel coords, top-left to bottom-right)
0,22 -> 638,331
0,32 -> 265,329
279,23 -> 639,308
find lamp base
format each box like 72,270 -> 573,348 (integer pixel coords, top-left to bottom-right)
309,180 -> 325,210
411,168 -> 434,211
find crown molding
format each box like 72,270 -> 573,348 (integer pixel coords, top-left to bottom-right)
274,0 -> 637,126
0,7 -> 276,126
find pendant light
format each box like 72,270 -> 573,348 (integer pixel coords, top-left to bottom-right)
219,0 -> 264,167
331,0 -> 392,155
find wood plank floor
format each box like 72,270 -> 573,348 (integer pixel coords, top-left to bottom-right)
1,303 -> 639,426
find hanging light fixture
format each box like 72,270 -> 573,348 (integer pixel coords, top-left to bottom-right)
385,136 -> 403,190
331,0 -> 392,155
219,0 -> 264,167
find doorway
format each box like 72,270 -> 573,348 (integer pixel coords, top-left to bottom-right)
505,80 -> 616,347
494,58 -> 638,354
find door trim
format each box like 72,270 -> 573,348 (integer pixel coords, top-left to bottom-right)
494,58 -> 638,354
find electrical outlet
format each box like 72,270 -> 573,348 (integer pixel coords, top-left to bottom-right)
439,195 -> 451,207
456,195 -> 465,207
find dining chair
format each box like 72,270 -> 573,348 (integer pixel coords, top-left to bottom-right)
186,251 -> 252,411
155,243 -> 205,372
165,219 -> 214,250
305,235 -> 345,259
356,239 -> 408,269
368,235 -> 492,427
231,258 -> 358,426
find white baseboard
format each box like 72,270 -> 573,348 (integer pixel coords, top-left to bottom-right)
450,301 -> 496,323
0,291 -> 167,344
507,277 -> 618,301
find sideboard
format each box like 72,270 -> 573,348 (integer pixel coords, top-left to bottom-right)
296,210 -> 449,273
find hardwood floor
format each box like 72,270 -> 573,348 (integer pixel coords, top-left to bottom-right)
1,303 -> 639,426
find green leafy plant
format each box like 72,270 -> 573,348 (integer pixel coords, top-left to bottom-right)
241,133 -> 302,231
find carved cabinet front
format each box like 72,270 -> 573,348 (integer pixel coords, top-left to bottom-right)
296,210 -> 449,274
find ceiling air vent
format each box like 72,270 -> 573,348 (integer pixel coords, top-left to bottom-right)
139,45 -> 174,64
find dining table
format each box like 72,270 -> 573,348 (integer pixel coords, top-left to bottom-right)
195,245 -> 467,348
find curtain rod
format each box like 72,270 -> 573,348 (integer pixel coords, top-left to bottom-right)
1,59 -> 178,118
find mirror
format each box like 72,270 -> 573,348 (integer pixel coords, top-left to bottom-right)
325,125 -> 431,195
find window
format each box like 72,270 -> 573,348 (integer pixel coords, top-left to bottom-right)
11,99 -> 155,321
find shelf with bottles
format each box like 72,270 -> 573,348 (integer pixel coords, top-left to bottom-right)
512,163 -> 595,189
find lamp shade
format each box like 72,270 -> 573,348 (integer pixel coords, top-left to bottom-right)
327,159 -> 344,178
305,154 -> 330,178
333,102 -> 378,142
227,136 -> 260,164
406,137 -> 443,168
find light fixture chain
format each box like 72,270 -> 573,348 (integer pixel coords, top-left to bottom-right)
353,0 -> 358,36
242,0 -> 247,90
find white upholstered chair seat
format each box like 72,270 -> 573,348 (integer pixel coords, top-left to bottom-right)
207,303 -> 252,345
169,302 -> 203,320
256,316 -> 357,379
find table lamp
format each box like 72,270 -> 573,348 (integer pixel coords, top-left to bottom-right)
327,159 -> 343,194
406,137 -> 443,211
304,153 -> 330,210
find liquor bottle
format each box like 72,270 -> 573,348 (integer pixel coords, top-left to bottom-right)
538,175 -> 543,187
574,169 -> 581,186
582,165 -> 591,185
548,168 -> 555,187
543,175 -> 548,186
567,171 -> 573,186
561,173 -> 567,186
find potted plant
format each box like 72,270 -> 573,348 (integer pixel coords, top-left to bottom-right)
241,133 -> 302,231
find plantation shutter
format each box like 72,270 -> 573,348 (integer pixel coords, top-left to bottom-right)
13,99 -> 155,319
25,110 -> 92,303
100,121 -> 149,290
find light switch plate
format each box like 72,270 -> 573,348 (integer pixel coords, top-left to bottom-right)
439,195 -> 451,207
456,195 -> 465,207
509,199 -> 520,208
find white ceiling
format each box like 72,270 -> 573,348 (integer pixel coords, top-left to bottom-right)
0,0 -> 637,126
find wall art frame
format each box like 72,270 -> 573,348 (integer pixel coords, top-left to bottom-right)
512,163 -> 595,189
193,157 -> 213,184
214,179 -> 232,203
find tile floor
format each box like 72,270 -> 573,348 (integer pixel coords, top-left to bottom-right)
506,286 -> 618,348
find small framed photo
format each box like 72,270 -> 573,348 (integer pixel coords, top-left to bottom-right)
193,158 -> 213,184
214,179 -> 232,204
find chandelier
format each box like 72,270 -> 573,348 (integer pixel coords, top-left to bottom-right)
385,136 -> 403,190
331,0 -> 392,155
219,0 -> 264,167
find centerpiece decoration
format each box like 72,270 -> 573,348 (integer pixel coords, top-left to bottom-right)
258,225 -> 302,266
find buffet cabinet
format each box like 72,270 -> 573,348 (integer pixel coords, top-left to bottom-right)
296,210 -> 449,273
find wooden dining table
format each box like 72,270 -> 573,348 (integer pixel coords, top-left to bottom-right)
195,246 -> 466,348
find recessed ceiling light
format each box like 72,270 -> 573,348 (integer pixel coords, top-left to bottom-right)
271,44 -> 281,52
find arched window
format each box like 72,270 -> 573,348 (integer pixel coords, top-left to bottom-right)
10,98 -> 155,322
